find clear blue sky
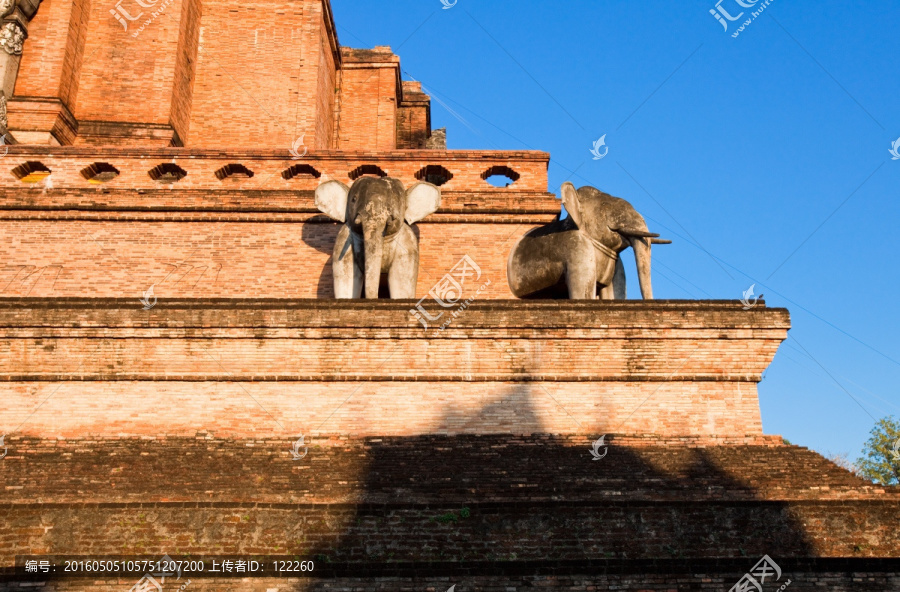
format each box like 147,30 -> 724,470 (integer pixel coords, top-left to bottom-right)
331,0 -> 900,462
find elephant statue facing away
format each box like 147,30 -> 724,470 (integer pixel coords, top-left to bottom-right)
507,182 -> 670,300
315,176 -> 441,299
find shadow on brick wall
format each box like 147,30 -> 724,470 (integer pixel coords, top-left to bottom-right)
3,383 -> 897,591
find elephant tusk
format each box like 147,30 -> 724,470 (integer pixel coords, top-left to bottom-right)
650,238 -> 672,245
609,226 -> 661,238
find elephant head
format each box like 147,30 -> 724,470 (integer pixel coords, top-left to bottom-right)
507,182 -> 669,300
315,176 -> 441,299
560,182 -> 669,299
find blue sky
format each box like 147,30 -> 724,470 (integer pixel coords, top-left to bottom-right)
331,0 -> 900,462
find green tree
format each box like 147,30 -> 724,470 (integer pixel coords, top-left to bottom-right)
855,416 -> 900,486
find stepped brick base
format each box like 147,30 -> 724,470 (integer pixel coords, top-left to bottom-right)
1,435 -> 898,591
0,300 -> 788,437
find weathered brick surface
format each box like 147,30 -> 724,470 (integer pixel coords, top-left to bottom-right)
0,148 -> 551,192
0,436 -> 886,505
0,218 -> 539,299
3,501 -> 894,561
185,1 -> 324,149
0,437 -> 898,583
0,148 -> 552,301
8,0 -> 427,150
397,81 -> 431,150
0,300 -> 786,437
336,47 -> 399,151
0,380 -> 765,438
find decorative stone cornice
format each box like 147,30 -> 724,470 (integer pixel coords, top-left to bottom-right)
0,0 -> 43,56
0,21 -> 24,55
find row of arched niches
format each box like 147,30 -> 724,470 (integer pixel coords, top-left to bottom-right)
8,161 -> 523,188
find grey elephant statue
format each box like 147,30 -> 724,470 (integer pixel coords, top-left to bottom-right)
507,182 -> 670,300
315,176 -> 441,298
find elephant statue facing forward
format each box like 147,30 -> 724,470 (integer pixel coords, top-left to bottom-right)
315,176 -> 441,299
507,182 -> 670,300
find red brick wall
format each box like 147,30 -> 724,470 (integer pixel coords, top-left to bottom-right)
2,500 -> 897,562
0,381 -> 764,438
66,0 -> 183,129
336,48 -> 400,151
0,301 -> 788,437
6,1 -> 395,150
7,0 -> 90,144
187,1 -> 307,149
0,219 -> 541,299
1,436 -> 898,579
397,81 -> 431,149
0,149 -> 555,301
314,6 -> 338,150
13,0 -> 88,100
0,148 -> 552,192
169,0 -> 202,145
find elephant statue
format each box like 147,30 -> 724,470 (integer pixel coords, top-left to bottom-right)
315,176 -> 441,298
507,182 -> 670,300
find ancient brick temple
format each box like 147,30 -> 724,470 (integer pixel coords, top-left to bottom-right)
0,1 -> 898,591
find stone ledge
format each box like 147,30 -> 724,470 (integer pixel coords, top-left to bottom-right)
0,298 -> 789,325
0,188 -> 560,219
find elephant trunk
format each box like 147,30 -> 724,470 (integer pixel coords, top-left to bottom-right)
362,217 -> 387,299
632,237 -> 653,299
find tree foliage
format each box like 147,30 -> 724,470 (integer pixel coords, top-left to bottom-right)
855,416 -> 900,486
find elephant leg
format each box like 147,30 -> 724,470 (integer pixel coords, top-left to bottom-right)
600,257 -> 626,299
613,257 -> 627,299
566,268 -> 597,300
332,225 -> 363,298
387,225 -> 419,299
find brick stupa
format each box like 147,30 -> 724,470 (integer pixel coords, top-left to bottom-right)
0,1 -> 898,591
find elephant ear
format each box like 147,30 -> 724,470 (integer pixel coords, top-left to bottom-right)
405,182 -> 441,225
560,182 -> 585,230
315,180 -> 350,222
